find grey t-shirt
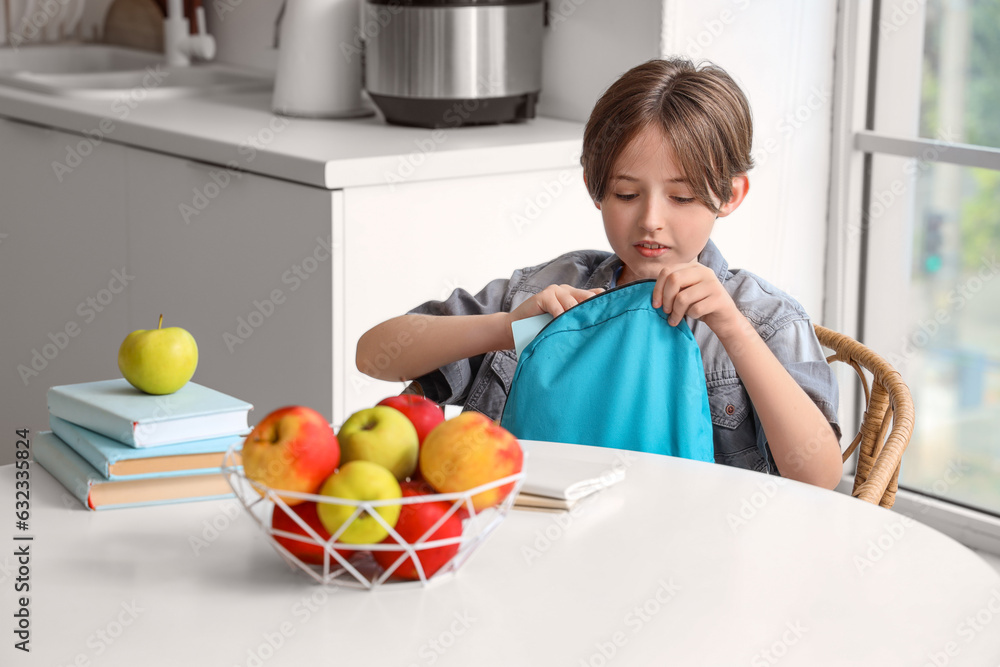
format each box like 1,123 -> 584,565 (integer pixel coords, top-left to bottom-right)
406,239 -> 841,475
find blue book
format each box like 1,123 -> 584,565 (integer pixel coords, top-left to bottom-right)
49,415 -> 245,480
47,379 -> 253,447
33,431 -> 234,511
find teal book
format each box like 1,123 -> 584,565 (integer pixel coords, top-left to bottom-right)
33,431 -> 234,511
49,415 -> 245,480
47,379 -> 253,447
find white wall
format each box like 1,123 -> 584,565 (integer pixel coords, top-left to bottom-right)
537,0 -> 663,122
661,0 -> 837,320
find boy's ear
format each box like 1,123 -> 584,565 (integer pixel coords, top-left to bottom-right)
717,174 -> 749,218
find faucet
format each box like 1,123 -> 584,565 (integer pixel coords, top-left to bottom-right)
164,0 -> 216,67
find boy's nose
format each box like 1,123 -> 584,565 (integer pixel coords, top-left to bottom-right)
638,201 -> 665,232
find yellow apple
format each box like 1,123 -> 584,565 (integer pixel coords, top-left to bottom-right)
316,460 -> 402,544
337,406 -> 419,481
117,314 -> 198,395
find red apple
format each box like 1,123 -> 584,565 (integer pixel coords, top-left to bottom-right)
377,395 -> 445,446
373,480 -> 464,580
270,501 -> 352,565
420,412 -> 523,511
241,406 -> 340,506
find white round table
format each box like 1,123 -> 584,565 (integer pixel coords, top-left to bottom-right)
4,440 -> 1000,666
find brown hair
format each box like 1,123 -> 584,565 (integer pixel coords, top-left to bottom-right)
582,58 -> 754,214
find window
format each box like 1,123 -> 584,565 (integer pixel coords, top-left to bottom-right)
832,0 -> 1000,520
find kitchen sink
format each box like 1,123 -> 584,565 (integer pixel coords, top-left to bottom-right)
0,43 -> 273,99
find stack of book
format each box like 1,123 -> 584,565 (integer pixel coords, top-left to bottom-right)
515,455 -> 626,512
34,379 -> 253,510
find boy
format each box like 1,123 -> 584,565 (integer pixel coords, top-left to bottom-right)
357,59 -> 843,489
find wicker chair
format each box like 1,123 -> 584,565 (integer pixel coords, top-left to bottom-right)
814,325 -> 915,508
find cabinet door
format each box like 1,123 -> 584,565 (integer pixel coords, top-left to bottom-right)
342,168 -> 609,419
122,147 -> 339,426
0,118 -> 130,458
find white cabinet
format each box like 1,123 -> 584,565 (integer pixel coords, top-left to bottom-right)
339,168 -> 609,421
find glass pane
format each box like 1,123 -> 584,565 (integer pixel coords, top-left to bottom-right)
895,160 -> 1000,514
919,0 -> 1000,149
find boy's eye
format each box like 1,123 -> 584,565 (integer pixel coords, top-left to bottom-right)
615,193 -> 638,201
673,197 -> 695,204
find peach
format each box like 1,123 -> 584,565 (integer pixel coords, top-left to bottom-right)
419,412 -> 523,512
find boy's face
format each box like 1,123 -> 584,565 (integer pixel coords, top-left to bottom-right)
596,124 -> 746,285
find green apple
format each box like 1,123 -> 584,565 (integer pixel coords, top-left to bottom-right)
117,314 -> 198,395
316,460 -> 402,544
337,406 -> 419,481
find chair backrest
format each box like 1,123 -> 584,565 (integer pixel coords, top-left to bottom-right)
814,325 -> 915,508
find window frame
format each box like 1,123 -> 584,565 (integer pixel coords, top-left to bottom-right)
827,0 -> 1000,553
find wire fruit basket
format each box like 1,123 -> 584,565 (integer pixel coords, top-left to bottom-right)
223,444 -> 525,589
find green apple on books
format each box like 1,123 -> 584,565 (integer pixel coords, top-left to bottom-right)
47,379 -> 253,447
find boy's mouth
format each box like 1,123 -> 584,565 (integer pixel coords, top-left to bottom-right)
634,241 -> 669,258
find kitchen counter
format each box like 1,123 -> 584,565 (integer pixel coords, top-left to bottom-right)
0,82 -> 586,189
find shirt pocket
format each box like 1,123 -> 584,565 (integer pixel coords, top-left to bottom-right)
464,349 -> 517,422
707,379 -> 767,473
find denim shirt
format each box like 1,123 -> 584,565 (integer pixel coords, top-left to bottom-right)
406,240 -> 841,475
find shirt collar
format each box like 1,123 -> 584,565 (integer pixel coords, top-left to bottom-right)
586,254 -> 625,290
586,240 -> 729,290
697,239 -> 730,283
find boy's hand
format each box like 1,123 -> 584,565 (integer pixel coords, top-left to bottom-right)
508,284 -> 604,323
652,262 -> 743,337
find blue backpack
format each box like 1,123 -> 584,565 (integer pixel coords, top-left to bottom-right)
500,280 -> 715,462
